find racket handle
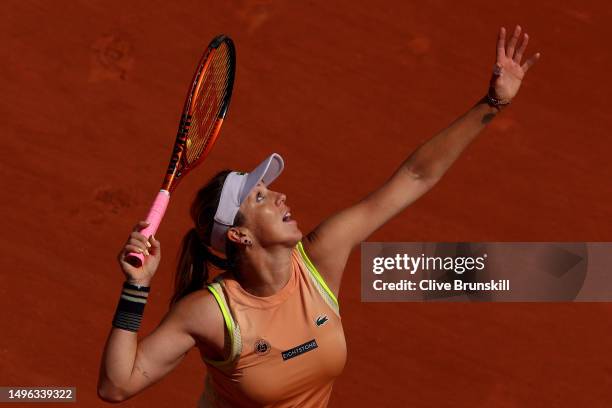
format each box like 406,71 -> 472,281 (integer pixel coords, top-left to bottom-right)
126,190 -> 171,267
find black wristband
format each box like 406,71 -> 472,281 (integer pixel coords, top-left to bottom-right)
112,284 -> 149,332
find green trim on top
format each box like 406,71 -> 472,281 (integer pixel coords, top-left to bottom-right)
296,241 -> 339,307
204,284 -> 235,366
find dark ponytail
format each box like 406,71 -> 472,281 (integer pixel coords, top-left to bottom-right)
170,170 -> 243,306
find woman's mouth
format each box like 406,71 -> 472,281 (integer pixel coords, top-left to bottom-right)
282,209 -> 296,224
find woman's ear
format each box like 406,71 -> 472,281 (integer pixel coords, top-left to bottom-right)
227,227 -> 253,246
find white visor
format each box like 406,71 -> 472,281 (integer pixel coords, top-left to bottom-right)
211,153 -> 284,253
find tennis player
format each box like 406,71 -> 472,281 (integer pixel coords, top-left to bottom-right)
98,25 -> 539,407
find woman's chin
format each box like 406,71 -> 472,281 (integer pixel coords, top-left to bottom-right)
277,219 -> 303,243
291,228 -> 303,243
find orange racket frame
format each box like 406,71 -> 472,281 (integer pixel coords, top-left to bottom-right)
126,35 -> 236,267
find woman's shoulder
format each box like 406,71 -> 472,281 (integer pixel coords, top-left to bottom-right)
169,289 -> 224,342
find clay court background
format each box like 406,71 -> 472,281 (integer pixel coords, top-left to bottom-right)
2,0 -> 612,406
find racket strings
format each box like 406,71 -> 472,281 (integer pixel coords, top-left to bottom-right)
186,51 -> 229,163
189,64 -> 218,151
193,54 -> 224,149
185,43 -> 232,165
199,48 -> 231,141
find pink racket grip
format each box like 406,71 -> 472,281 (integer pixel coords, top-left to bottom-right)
125,190 -> 171,267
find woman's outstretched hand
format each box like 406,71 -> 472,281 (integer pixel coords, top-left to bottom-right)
117,220 -> 161,286
489,25 -> 541,102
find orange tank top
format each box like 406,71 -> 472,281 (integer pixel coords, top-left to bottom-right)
197,241 -> 347,407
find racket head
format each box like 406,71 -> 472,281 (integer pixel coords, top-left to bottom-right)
163,34 -> 236,192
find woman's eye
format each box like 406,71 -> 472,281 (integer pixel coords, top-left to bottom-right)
256,192 -> 264,202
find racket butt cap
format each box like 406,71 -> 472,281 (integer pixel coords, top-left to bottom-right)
125,252 -> 145,268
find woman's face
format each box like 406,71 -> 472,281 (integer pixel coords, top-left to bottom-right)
233,181 -> 302,249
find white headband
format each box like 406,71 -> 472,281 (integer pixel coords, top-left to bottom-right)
210,153 -> 285,253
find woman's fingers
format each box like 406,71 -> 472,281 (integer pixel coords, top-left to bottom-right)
148,235 -> 161,254
132,220 -> 150,232
129,222 -> 153,257
117,221 -> 156,265
130,231 -> 152,247
497,26 -> 507,60
117,221 -> 160,284
521,52 -> 541,73
513,33 -> 528,64
124,244 -> 147,255
117,244 -> 148,266
497,25 -> 539,73
128,238 -> 150,255
506,25 -> 522,60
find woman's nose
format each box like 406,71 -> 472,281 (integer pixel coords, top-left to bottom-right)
276,193 -> 286,206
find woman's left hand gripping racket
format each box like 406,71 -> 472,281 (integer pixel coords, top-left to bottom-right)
126,34 -> 236,267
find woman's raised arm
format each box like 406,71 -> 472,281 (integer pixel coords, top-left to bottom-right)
303,25 -> 540,297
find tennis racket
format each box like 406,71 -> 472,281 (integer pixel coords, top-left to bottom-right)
126,34 -> 236,267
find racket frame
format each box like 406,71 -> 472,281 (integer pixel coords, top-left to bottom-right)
125,34 -> 236,267
162,35 -> 236,193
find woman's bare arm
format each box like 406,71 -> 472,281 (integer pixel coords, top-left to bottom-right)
303,26 -> 541,297
303,97 -> 500,297
97,291 -> 222,402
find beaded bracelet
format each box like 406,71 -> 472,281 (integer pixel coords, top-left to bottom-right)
112,281 -> 150,332
485,92 -> 512,110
